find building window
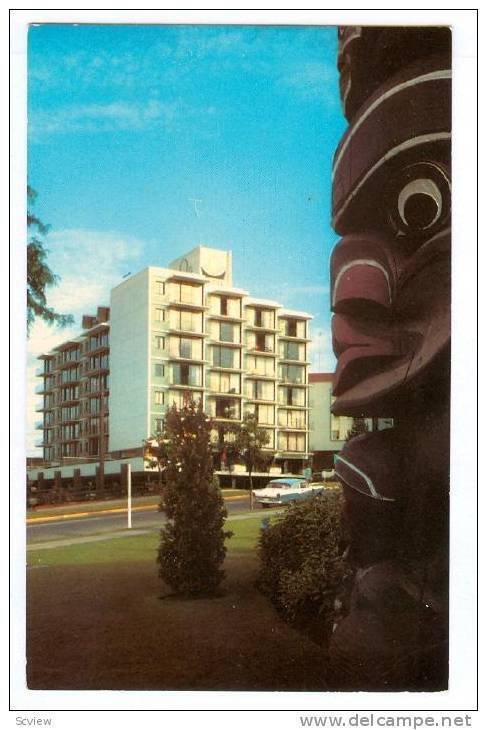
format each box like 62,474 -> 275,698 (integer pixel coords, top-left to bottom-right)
155,391 -> 165,405
280,341 -> 303,360
154,363 -> 165,377
287,319 -> 297,337
154,335 -> 165,350
278,409 -> 306,428
246,354 -> 275,376
168,390 -> 201,409
278,432 -> 305,452
172,282 -> 201,305
172,363 -> 201,387
155,418 -> 164,433
212,346 -> 237,369
155,280 -> 165,296
280,386 -> 305,407
246,379 -> 274,401
209,371 -> 240,394
256,404 -> 274,425
249,308 -> 274,328
170,309 -> 202,332
221,297 -> 240,317
179,338 -> 192,359
220,322 -> 235,343
280,364 -> 305,384
213,398 -> 240,420
155,307 -> 165,322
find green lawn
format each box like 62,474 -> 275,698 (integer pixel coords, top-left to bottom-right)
27,513 -> 279,567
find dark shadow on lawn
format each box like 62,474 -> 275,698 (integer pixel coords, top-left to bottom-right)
27,553 -> 328,691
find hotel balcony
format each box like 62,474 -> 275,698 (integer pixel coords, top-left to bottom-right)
244,396 -> 277,405
86,342 -> 110,355
57,356 -> 81,370
59,374 -> 81,386
167,327 -> 206,339
208,398 -> 241,422
278,357 -> 310,365
245,324 -> 279,334
278,424 -> 308,432
246,346 -> 276,357
208,365 -> 245,374
35,383 -> 53,395
207,339 -> 242,348
207,389 -> 243,399
169,382 -> 204,391
277,402 -> 310,410
167,299 -> 208,312
167,353 -> 207,364
83,364 -> 109,376
245,371 -> 276,380
278,378 -> 309,386
275,450 -> 309,459
207,313 -> 245,323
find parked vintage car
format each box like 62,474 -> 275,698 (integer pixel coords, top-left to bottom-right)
252,477 -> 326,508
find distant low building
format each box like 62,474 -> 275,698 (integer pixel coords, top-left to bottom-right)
308,373 -> 393,470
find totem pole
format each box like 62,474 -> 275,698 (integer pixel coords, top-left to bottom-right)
328,27 -> 451,690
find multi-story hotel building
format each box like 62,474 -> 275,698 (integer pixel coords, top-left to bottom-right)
33,246 -> 312,482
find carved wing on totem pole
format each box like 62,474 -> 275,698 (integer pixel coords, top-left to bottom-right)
327,26 -> 451,691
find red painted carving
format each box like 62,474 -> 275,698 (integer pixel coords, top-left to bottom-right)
327,26 -> 451,690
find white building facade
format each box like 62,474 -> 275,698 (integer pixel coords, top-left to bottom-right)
32,246 -> 312,483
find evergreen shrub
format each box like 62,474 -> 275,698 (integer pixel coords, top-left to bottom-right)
157,401 -> 232,597
258,489 -> 348,636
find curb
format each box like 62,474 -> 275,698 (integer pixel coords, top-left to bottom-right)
26,494 -> 246,525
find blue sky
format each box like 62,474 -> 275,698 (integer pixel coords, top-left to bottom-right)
27,23 -> 346,453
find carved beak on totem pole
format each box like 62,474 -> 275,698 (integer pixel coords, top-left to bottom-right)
330,56 -> 451,417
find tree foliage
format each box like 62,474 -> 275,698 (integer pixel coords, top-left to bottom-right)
258,489 -> 349,640
27,186 -> 74,334
227,412 -> 271,506
157,400 -> 232,597
143,435 -> 169,493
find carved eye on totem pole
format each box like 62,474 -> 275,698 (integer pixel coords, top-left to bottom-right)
330,28 -> 452,417
389,162 -> 451,240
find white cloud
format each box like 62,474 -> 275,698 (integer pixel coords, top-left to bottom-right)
29,99 -> 183,137
26,228 -> 147,455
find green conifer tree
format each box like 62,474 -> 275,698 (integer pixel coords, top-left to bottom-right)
157,399 -> 232,597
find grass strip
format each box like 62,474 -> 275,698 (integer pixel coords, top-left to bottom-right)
26,513 -> 280,567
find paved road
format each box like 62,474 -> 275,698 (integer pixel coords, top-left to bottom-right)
27,494 -> 254,545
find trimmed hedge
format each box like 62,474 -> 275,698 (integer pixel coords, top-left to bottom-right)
257,489 -> 349,639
